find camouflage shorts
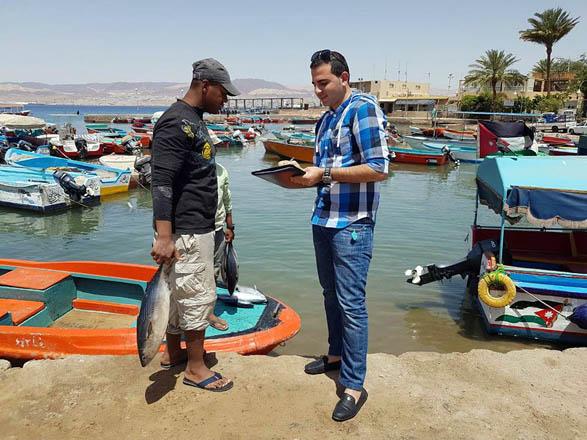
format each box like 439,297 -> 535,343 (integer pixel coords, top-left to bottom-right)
165,232 -> 216,334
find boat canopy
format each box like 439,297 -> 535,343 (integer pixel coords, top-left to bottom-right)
0,114 -> 46,129
476,156 -> 587,228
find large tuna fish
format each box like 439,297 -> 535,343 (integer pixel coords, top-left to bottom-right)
137,266 -> 171,367
221,242 -> 239,294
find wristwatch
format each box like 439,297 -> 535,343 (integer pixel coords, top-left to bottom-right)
322,167 -> 332,185
226,224 -> 235,230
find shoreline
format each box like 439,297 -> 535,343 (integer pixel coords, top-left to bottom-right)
1,348 -> 585,439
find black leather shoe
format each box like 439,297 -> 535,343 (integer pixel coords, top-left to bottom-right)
304,355 -> 341,375
332,391 -> 365,422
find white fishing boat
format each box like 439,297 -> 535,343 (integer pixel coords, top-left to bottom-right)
422,142 -> 481,163
4,148 -> 131,195
0,165 -> 100,212
403,134 -> 477,150
98,154 -> 137,171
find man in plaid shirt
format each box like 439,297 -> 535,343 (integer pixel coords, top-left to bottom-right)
291,49 -> 389,422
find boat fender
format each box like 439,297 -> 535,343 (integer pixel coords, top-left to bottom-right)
569,303 -> 587,329
477,270 -> 516,308
53,170 -> 88,202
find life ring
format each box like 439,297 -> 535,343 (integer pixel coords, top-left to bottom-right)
478,272 -> 516,308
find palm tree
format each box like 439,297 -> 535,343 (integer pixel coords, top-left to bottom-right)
464,50 -> 526,109
520,8 -> 580,95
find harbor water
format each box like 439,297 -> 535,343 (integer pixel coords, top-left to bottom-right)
0,105 -> 555,355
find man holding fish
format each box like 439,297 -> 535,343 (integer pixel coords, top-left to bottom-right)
149,58 -> 240,392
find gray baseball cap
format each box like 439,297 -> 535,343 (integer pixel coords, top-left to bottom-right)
192,58 -> 240,96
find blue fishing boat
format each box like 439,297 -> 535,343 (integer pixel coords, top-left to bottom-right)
85,124 -> 126,138
421,142 -> 481,163
405,156 -> 587,345
404,134 -> 476,150
4,148 -> 131,196
0,165 -> 100,212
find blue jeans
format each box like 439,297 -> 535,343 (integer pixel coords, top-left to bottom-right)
312,218 -> 374,391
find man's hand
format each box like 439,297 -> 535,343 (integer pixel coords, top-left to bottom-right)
290,166 -> 323,187
225,228 -> 235,243
484,251 -> 497,272
151,236 -> 180,266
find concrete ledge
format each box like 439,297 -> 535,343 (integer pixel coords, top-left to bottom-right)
0,348 -> 585,439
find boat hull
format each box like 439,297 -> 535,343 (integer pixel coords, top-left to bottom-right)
0,259 -> 301,360
263,140 -> 314,163
422,142 -> 481,163
404,135 -> 477,150
471,226 -> 587,345
389,147 -> 449,165
4,148 -> 131,195
0,167 -> 101,212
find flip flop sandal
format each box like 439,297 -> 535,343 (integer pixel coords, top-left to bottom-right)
210,320 -> 229,331
183,372 -> 233,392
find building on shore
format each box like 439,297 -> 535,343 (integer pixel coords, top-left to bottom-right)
349,79 -> 449,116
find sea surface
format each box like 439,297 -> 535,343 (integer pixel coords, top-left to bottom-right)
0,104 -> 556,355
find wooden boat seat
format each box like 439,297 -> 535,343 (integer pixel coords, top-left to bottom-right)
0,299 -> 45,325
512,251 -> 587,271
0,267 -> 70,290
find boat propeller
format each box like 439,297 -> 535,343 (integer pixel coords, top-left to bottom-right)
404,266 -> 424,284
441,146 -> 460,166
405,239 -> 500,286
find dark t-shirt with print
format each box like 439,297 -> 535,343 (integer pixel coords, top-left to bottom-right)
151,99 -> 217,234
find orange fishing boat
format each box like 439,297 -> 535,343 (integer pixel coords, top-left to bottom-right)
0,259 -> 301,360
263,140 -> 314,163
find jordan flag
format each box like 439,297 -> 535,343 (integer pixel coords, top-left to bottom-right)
478,121 -> 534,158
535,304 -> 563,328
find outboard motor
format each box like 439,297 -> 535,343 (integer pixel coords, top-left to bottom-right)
53,170 -> 87,202
121,135 -> 141,155
441,145 -> 459,166
405,239 -> 500,286
16,140 -> 34,151
74,138 -> 88,159
0,140 -> 10,163
134,156 -> 151,186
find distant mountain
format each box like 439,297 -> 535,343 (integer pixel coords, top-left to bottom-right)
233,78 -> 288,94
0,79 -> 316,105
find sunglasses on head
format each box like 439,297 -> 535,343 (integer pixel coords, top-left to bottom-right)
310,49 -> 348,71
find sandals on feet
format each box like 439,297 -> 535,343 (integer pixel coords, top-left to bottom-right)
210,319 -> 229,331
183,372 -> 233,392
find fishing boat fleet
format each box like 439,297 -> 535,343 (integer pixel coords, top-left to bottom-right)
0,111 -> 266,213
260,117 -> 584,166
1,106 -> 586,363
258,115 -> 587,346
0,110 -> 303,361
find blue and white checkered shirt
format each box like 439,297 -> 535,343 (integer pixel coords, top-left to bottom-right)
311,91 -> 389,229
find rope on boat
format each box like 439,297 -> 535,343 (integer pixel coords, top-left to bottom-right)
514,283 -> 572,321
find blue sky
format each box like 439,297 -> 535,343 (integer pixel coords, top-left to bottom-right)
1,0 -> 585,91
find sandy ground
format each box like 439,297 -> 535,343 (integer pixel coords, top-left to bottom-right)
1,348 -> 585,440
